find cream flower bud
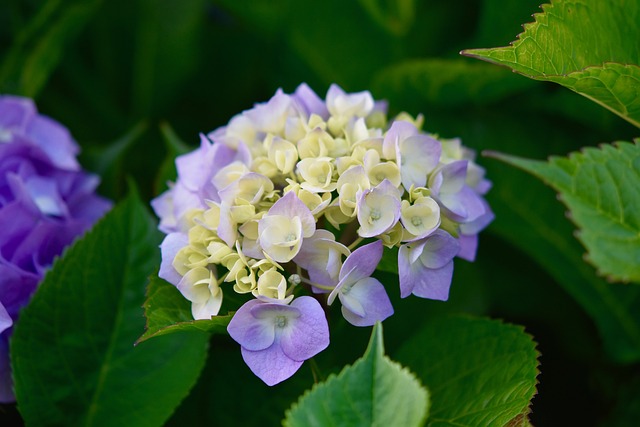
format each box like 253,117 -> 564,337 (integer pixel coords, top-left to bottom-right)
297,188 -> 332,216
400,196 -> 440,240
213,161 -> 250,192
233,268 -> 257,294
328,137 -> 350,158
251,157 -> 279,179
267,136 -> 298,174
345,117 -> 370,145
207,240 -> 234,263
258,215 -> 303,263
219,172 -> 274,206
363,149 -> 401,187
324,204 -> 352,228
253,269 -> 293,303
297,128 -> 331,159
177,267 -> 222,320
336,165 -> 370,217
297,157 -> 337,193
173,245 -> 209,274
326,84 -> 374,118
356,180 -> 401,238
379,221 -> 404,248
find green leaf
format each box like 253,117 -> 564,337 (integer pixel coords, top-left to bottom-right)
0,0 -> 103,97
463,0 -> 640,127
11,190 -> 209,427
395,315 -> 539,427
372,59 -> 535,110
138,274 -> 232,343
284,322 -> 429,427
488,140 -> 640,283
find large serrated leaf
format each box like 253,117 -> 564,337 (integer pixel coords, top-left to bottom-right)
395,315 -> 539,427
284,322 -> 429,427
488,140 -> 640,283
11,190 -> 209,427
463,0 -> 640,128
138,274 -> 232,343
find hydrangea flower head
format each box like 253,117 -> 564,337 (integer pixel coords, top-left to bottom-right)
152,84 -> 493,385
0,95 -> 112,402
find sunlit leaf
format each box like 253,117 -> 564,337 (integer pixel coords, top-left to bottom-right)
463,0 -> 640,127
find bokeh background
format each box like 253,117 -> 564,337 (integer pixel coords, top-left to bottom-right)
1,0 -> 639,425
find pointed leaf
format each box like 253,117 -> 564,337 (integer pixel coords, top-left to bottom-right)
488,140 -> 640,283
396,315 -> 539,427
284,322 -> 429,427
138,274 -> 232,343
463,0 -> 640,127
11,190 -> 209,427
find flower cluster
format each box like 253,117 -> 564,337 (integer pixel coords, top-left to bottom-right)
153,84 -> 493,385
0,96 -> 112,402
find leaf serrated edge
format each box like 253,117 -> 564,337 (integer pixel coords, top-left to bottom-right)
484,140 -> 640,283
425,315 -> 541,426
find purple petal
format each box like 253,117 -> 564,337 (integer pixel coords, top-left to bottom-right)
266,191 -> 315,238
292,83 -> 329,119
0,335 -> 13,402
419,230 -> 459,269
175,135 -> 216,192
151,190 -> 175,233
382,120 -> 418,160
245,89 -> 292,134
241,343 -> 303,386
399,245 -> 454,301
457,234 -> 478,262
340,277 -> 393,327
0,304 -> 11,335
227,299 -> 280,351
159,233 -> 188,286
0,257 -> 40,320
437,160 -> 468,195
294,229 -> 348,288
410,262 -> 454,301
279,296 -> 329,361
398,134 -> 441,189
339,240 -> 383,283
460,200 -> 494,234
0,96 -> 35,132
439,186 -> 486,223
25,115 -> 79,170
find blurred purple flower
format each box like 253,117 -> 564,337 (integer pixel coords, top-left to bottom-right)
0,95 -> 111,402
327,240 -> 393,326
227,296 -> 329,386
